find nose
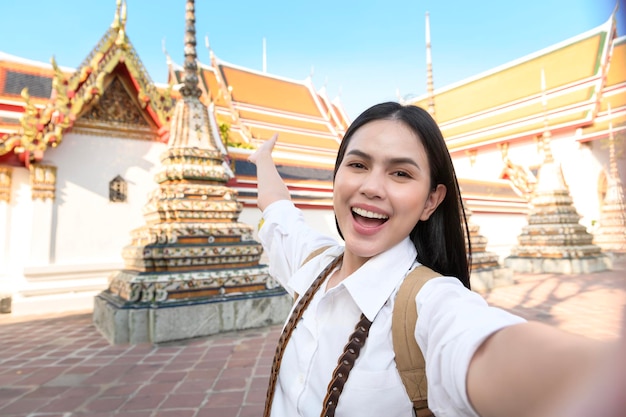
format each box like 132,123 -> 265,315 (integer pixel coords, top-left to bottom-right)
359,171 -> 385,199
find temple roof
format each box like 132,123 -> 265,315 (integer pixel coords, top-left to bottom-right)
0,1 -> 174,166
169,51 -> 349,171
409,15 -> 624,153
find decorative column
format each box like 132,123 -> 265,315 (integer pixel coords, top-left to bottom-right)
0,167 -> 12,313
29,164 -> 57,266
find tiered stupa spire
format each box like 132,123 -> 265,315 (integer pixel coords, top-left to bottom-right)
422,15 -> 509,288
103,0 -> 276,312
593,103 -> 626,254
505,70 -> 609,273
425,12 -> 436,119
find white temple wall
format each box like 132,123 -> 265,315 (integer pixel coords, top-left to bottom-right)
3,133 -> 166,313
554,137 -> 604,231
470,212 -> 527,262
450,129 -> 619,235
43,133 -> 166,265
2,168 -> 32,293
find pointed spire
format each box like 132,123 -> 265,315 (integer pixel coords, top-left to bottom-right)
608,103 -> 618,180
425,11 -> 436,119
161,38 -> 172,67
540,68 -> 554,163
263,37 -> 267,73
114,0 -> 128,46
111,0 -> 122,29
180,0 -> 202,98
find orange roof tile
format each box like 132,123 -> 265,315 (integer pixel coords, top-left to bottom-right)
219,64 -> 321,116
237,109 -> 331,133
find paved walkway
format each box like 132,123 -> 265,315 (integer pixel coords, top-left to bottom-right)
0,259 -> 624,417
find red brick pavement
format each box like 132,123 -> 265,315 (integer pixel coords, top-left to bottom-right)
0,258 -> 624,417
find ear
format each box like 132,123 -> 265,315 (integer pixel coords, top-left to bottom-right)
419,184 -> 446,221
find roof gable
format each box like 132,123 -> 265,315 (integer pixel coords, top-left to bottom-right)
0,2 -> 175,166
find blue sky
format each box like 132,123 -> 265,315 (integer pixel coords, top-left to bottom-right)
0,0 -> 623,120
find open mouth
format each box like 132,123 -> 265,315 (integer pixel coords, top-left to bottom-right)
352,207 -> 389,227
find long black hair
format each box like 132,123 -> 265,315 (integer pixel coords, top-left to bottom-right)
333,102 -> 471,288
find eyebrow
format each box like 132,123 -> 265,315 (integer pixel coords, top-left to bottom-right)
345,149 -> 421,170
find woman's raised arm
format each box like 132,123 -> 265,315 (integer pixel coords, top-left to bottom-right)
248,133 -> 291,211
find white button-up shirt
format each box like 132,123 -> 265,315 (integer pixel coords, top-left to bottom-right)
259,200 -> 525,417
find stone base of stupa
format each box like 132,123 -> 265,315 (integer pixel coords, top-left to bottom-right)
0,293 -> 11,314
503,255 -> 612,274
470,267 -> 514,292
93,288 -> 292,345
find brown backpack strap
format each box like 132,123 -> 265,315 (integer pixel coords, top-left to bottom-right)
294,246 -> 332,301
392,265 -> 440,416
301,246 -> 332,267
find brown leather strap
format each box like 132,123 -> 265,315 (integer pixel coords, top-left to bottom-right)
263,255 -> 343,417
320,314 -> 372,417
392,265 -> 440,416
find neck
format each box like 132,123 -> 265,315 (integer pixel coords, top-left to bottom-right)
327,250 -> 369,289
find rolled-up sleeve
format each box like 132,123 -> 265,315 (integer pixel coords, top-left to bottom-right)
414,277 -> 526,417
258,200 -> 337,295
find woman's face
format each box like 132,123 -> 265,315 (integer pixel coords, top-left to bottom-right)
333,119 -> 445,259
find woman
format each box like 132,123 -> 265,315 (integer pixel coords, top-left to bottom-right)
250,102 -> 609,417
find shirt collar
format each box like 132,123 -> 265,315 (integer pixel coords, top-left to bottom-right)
291,245 -> 344,297
343,238 -> 417,321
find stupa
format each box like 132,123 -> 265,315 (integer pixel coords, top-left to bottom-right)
504,71 -> 611,274
93,0 -> 290,344
593,104 -> 626,254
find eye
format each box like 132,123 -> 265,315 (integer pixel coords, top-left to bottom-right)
392,170 -> 412,178
347,162 -> 366,169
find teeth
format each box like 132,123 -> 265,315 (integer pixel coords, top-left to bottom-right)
352,207 -> 389,220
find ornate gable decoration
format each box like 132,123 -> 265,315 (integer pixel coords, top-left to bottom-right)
0,0 -> 175,166
82,77 -> 149,126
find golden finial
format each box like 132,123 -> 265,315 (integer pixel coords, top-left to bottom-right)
121,0 -> 127,28
112,0 -> 122,29
115,0 -> 128,46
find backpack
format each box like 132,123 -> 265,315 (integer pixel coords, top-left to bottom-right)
301,248 -> 439,416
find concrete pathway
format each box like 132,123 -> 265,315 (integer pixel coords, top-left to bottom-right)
0,258 -> 624,417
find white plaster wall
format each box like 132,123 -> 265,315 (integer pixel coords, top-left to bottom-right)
471,212 -> 527,261
451,130 -> 619,236
5,167 -> 33,289
44,133 -> 166,265
555,138 -> 603,230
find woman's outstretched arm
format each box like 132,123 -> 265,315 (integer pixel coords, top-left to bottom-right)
248,133 -> 291,211
467,321 -> 613,417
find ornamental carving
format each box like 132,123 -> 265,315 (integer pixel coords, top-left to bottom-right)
30,164 -> 57,201
83,77 -> 149,126
0,167 -> 12,203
